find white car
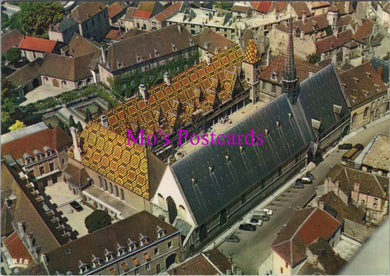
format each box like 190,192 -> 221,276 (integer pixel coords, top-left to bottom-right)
263,208 -> 273,216
250,217 -> 263,226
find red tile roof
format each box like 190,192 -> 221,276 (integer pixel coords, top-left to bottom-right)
272,207 -> 341,267
107,1 -> 123,19
134,1 -> 157,19
18,36 -> 57,53
1,29 -> 23,53
353,19 -> 374,44
154,2 -> 183,22
3,232 -> 35,267
133,10 -> 152,19
316,30 -> 353,54
1,126 -> 72,161
251,1 -> 272,13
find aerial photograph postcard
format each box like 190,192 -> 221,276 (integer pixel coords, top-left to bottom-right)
1,0 -> 389,275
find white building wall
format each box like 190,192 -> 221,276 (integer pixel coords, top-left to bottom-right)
151,166 -> 197,226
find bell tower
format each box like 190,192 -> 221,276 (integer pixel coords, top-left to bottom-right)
242,39 -> 261,103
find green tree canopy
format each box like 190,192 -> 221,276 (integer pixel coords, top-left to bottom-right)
85,210 -> 111,233
19,2 -> 65,36
1,77 -> 20,133
307,53 -> 321,64
76,121 -> 83,134
85,108 -> 92,123
69,115 -> 76,127
6,48 -> 21,63
9,120 -> 25,132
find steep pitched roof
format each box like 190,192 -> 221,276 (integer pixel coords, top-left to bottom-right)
1,29 -> 23,53
339,62 -> 387,108
194,28 -> 236,54
39,53 -> 94,81
168,254 -> 220,275
63,163 -> 90,188
316,30 -> 353,54
1,162 -> 62,252
3,231 -> 35,267
73,122 -> 165,200
45,211 -> 179,275
276,14 -> 329,35
272,208 -> 341,267
1,126 -> 72,162
154,2 -> 184,22
260,55 -> 321,85
18,36 -> 57,53
242,39 -> 261,64
251,1 -> 272,13
5,58 -> 43,87
107,1 -> 124,19
292,2 -> 311,18
71,2 -> 107,23
104,44 -> 244,137
105,24 -> 193,71
68,33 -> 101,70
133,1 -> 164,19
50,18 -> 78,32
370,57 -> 389,84
353,19 -> 375,44
171,64 -> 347,226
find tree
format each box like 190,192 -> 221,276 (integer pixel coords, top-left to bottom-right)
57,119 -> 65,131
307,53 -> 321,64
85,108 -> 92,123
47,123 -> 53,129
325,25 -> 333,36
1,77 -> 21,133
76,121 -> 83,134
19,2 -> 65,36
8,120 -> 25,132
85,210 -> 111,233
69,115 -> 76,127
5,48 -> 21,64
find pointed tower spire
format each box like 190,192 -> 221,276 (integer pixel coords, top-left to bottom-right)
282,14 -> 299,103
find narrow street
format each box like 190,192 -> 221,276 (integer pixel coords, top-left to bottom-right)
216,116 -> 389,275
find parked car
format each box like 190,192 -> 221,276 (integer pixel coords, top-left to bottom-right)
70,201 -> 83,212
250,218 -> 263,226
292,180 -> 304,189
263,208 -> 273,216
353,143 -> 364,150
261,214 -> 270,221
338,143 -> 352,150
239,223 -> 256,231
225,235 -> 240,243
300,176 -> 312,184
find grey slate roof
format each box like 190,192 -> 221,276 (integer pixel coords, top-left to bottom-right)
297,64 -> 349,136
171,64 -> 347,226
370,57 -> 389,84
51,18 -> 78,32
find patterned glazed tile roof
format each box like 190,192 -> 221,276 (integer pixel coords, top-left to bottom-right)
103,45 -> 244,137
242,39 -> 261,64
75,122 -> 165,200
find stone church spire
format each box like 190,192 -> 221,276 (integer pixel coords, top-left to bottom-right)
282,15 -> 299,103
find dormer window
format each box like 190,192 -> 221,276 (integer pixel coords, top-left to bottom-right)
271,72 -> 278,81
104,249 -> 115,262
91,255 -> 102,268
78,260 -> 90,274
189,39 -> 194,46
156,226 -> 167,238
23,153 -> 33,164
139,234 -> 150,246
128,239 -> 138,251
117,244 -> 127,256
172,43 -> 177,51
43,146 -> 53,157
33,149 -> 43,160
136,55 -> 142,63
154,49 -> 159,57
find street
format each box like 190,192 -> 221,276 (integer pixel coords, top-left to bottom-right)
217,116 -> 389,275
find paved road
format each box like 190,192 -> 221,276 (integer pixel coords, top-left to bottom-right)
217,116 -> 389,275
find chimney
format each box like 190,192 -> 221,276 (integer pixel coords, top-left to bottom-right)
377,66 -> 383,80
100,46 -> 106,64
100,115 -> 108,128
17,222 -> 25,236
318,200 -> 325,210
302,12 -> 307,23
334,29 -> 339,38
139,84 -> 147,102
164,71 -> 171,86
70,126 -> 82,162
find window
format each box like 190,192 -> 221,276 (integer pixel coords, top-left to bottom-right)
120,188 -> 125,200
121,263 -> 128,271
39,166 -> 45,175
99,176 -> 103,188
104,179 -> 108,191
144,252 -> 150,261
364,107 -> 369,118
156,264 -> 161,274
285,261 -> 288,268
110,268 -> 115,275
110,182 -> 113,193
62,158 -> 65,164
133,258 -> 139,266
361,199 -> 365,204
168,241 -> 172,249
49,163 -> 54,171
115,186 -> 119,197
351,113 -> 357,124
146,263 -> 150,271
281,267 -> 283,274
154,247 -> 159,255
